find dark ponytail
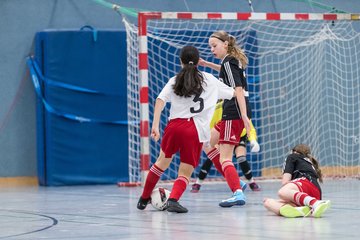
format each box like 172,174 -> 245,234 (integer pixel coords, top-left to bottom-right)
173,46 -> 204,97
309,155 -> 323,183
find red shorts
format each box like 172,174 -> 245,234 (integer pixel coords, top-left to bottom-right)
161,118 -> 203,168
290,177 -> 321,201
217,119 -> 244,145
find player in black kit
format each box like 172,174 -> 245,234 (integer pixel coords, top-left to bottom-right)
263,144 -> 331,218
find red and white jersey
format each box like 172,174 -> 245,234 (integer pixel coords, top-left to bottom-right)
158,71 -> 234,143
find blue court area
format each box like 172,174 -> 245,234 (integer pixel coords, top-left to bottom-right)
0,179 -> 358,239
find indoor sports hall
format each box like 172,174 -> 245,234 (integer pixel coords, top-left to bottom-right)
1,0 -> 359,239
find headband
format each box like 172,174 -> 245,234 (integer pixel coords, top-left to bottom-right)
210,35 -> 226,42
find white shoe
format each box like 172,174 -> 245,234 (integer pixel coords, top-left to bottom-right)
312,200 -> 331,218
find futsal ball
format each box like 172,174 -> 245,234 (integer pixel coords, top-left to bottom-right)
150,187 -> 171,210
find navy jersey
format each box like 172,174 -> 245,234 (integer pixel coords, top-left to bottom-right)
219,55 -> 250,119
282,153 -> 322,196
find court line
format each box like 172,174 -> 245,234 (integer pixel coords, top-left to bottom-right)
0,209 -> 58,239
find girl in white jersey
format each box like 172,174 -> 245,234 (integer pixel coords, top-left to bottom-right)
137,46 -> 235,213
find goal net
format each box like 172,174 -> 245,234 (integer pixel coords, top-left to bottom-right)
124,12 -> 360,183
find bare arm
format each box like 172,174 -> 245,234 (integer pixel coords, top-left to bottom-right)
198,58 -> 221,72
235,87 -> 251,137
151,98 -> 165,142
281,173 -> 292,186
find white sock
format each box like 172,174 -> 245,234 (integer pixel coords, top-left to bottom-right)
195,178 -> 203,185
303,196 -> 316,207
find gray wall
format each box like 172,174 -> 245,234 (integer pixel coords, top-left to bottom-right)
0,0 -> 359,177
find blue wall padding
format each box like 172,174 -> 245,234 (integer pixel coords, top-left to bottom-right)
34,29 -> 129,186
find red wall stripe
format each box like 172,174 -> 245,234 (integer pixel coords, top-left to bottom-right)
237,13 -> 251,20
208,13 -> 222,19
177,12 -> 192,19
323,14 -> 337,20
140,87 -> 149,103
267,13 -> 281,20
138,13 -> 147,36
295,13 -> 309,20
138,12 -> 161,36
138,53 -> 148,70
140,120 -> 149,137
140,154 -> 150,171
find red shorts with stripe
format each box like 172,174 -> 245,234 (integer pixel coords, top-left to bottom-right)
214,121 -> 221,132
290,177 -> 321,200
161,118 -> 203,168
217,119 -> 244,145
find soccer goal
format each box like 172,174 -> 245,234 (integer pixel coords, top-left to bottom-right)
124,12 -> 360,184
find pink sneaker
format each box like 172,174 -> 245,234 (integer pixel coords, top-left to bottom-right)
190,183 -> 201,193
249,182 -> 261,191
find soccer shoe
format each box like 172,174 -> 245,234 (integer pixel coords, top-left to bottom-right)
240,180 -> 247,191
312,200 -> 331,218
190,183 -> 201,193
137,196 -> 151,210
280,204 -> 311,218
249,182 -> 261,191
219,190 -> 246,207
166,200 -> 188,213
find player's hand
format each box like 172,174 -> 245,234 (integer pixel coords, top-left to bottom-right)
242,116 -> 251,139
151,127 -> 160,142
198,58 -> 207,67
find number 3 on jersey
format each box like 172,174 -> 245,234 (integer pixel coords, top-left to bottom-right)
190,93 -> 204,113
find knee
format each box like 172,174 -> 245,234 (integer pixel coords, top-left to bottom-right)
278,188 -> 287,199
263,198 -> 271,208
263,198 -> 268,205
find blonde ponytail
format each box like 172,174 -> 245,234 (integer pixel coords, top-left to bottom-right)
228,35 -> 248,68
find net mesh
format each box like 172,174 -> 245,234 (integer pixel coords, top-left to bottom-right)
124,16 -> 360,183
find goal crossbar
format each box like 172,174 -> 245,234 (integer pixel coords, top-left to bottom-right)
129,12 -> 360,185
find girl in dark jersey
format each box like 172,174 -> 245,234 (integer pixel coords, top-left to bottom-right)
191,46 -> 261,193
263,144 -> 331,218
204,30 -> 251,207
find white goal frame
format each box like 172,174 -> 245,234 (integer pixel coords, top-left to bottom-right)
133,12 -> 360,184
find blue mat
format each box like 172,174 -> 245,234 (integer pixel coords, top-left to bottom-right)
31,27 -> 129,186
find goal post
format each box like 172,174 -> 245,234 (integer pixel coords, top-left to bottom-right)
125,12 -> 360,184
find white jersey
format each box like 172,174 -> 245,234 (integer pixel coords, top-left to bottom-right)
157,71 -> 234,143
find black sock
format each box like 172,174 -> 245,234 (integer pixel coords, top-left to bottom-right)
198,158 -> 213,180
237,155 -> 253,180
